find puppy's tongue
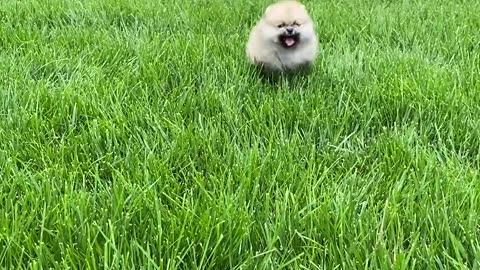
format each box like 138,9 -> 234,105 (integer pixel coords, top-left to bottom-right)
284,38 -> 296,47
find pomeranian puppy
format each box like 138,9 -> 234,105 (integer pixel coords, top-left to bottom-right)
246,1 -> 318,73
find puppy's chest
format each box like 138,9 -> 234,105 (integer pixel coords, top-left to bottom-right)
276,48 -> 311,67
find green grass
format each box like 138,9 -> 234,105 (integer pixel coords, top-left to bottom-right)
1,0 -> 480,268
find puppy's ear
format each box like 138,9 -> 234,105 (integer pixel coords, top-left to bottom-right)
265,5 -> 272,14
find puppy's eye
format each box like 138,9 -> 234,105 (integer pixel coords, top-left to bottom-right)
277,23 -> 286,28
293,21 -> 300,26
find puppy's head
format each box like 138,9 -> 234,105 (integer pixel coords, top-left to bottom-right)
260,1 -> 315,49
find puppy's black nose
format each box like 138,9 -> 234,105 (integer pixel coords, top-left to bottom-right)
286,27 -> 294,34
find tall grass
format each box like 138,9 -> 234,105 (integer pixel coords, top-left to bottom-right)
0,0 -> 479,268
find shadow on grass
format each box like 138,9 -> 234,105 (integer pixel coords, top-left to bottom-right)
251,64 -> 317,91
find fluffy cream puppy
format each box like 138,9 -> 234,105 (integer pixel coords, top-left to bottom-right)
246,1 -> 318,73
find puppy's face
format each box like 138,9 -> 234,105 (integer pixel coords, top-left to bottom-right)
260,1 -> 315,49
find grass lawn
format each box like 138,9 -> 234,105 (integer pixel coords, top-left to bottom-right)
1,0 -> 480,268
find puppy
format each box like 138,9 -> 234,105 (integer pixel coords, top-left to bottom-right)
246,1 -> 318,73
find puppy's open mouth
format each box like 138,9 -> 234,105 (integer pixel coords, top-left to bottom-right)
279,33 -> 300,48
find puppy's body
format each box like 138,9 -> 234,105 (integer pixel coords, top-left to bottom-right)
246,1 -> 318,73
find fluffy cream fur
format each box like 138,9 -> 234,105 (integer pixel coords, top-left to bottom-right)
246,1 -> 318,72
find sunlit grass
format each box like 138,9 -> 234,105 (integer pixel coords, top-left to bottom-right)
0,0 -> 479,268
